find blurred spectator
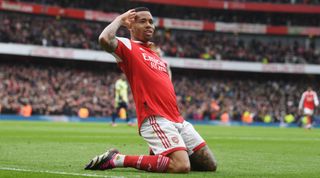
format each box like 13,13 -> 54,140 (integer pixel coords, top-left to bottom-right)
78,107 -> 89,118
19,103 -> 32,117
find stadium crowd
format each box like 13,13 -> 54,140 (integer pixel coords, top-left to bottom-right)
16,0 -> 320,6
230,0 -> 320,4
1,12 -> 319,64
1,60 -> 317,123
11,0 -> 320,26
0,61 -> 121,117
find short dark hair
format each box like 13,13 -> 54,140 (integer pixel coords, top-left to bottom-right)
134,7 -> 150,12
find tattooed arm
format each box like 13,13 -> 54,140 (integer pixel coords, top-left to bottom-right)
189,145 -> 217,171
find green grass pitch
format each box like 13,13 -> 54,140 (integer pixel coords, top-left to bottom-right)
0,120 -> 320,178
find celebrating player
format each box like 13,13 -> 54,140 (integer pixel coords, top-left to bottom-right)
85,7 -> 217,173
299,86 -> 319,129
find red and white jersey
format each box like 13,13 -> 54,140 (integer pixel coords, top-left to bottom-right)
113,37 -> 183,129
299,90 -> 319,110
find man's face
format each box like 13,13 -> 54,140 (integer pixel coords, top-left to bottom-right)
130,11 -> 155,42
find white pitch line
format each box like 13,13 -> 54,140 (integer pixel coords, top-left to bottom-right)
0,167 -> 140,178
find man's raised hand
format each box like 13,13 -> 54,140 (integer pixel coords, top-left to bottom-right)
118,9 -> 136,29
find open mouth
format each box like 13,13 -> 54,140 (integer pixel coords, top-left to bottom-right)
145,30 -> 153,36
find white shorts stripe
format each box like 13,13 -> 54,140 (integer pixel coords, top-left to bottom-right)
152,122 -> 170,148
153,116 -> 171,148
149,118 -> 168,148
149,116 -> 171,148
153,118 -> 171,148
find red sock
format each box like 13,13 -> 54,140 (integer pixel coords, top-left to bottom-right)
124,155 -> 170,172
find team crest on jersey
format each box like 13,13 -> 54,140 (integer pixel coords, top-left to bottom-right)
171,136 -> 179,144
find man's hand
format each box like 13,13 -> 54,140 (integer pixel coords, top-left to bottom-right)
99,9 -> 136,53
117,9 -> 136,29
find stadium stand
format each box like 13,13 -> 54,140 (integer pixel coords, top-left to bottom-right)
0,12 -> 319,64
1,57 -> 319,123
0,58 -> 116,116
223,0 -> 320,4
0,0 -> 320,125
16,0 -> 320,6
13,0 -> 320,26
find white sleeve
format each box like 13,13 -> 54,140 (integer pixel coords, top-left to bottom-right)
314,92 -> 319,106
112,37 -> 132,63
299,92 -> 305,110
116,37 -> 132,50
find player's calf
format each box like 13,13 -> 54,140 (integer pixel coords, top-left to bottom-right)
166,150 -> 191,173
167,159 -> 190,173
149,149 -> 191,173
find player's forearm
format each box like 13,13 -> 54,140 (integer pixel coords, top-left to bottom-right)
98,17 -> 121,52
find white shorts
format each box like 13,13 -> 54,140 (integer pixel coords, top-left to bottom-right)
140,116 -> 206,156
303,108 -> 314,115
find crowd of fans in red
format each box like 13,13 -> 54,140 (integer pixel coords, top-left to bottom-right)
1,12 -> 319,64
1,0 -> 320,123
1,60 -> 317,123
10,0 -> 320,26
0,61 -> 118,117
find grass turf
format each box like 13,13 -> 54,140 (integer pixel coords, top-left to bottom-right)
0,120 -> 320,178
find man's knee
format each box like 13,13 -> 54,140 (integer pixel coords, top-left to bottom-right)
167,150 -> 190,173
205,157 -> 218,172
191,157 -> 217,172
209,160 -> 218,172
189,145 -> 218,172
170,159 -> 190,173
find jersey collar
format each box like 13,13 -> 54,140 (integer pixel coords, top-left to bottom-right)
132,40 -> 153,47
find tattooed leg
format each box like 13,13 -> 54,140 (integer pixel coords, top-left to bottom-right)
189,145 -> 217,171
